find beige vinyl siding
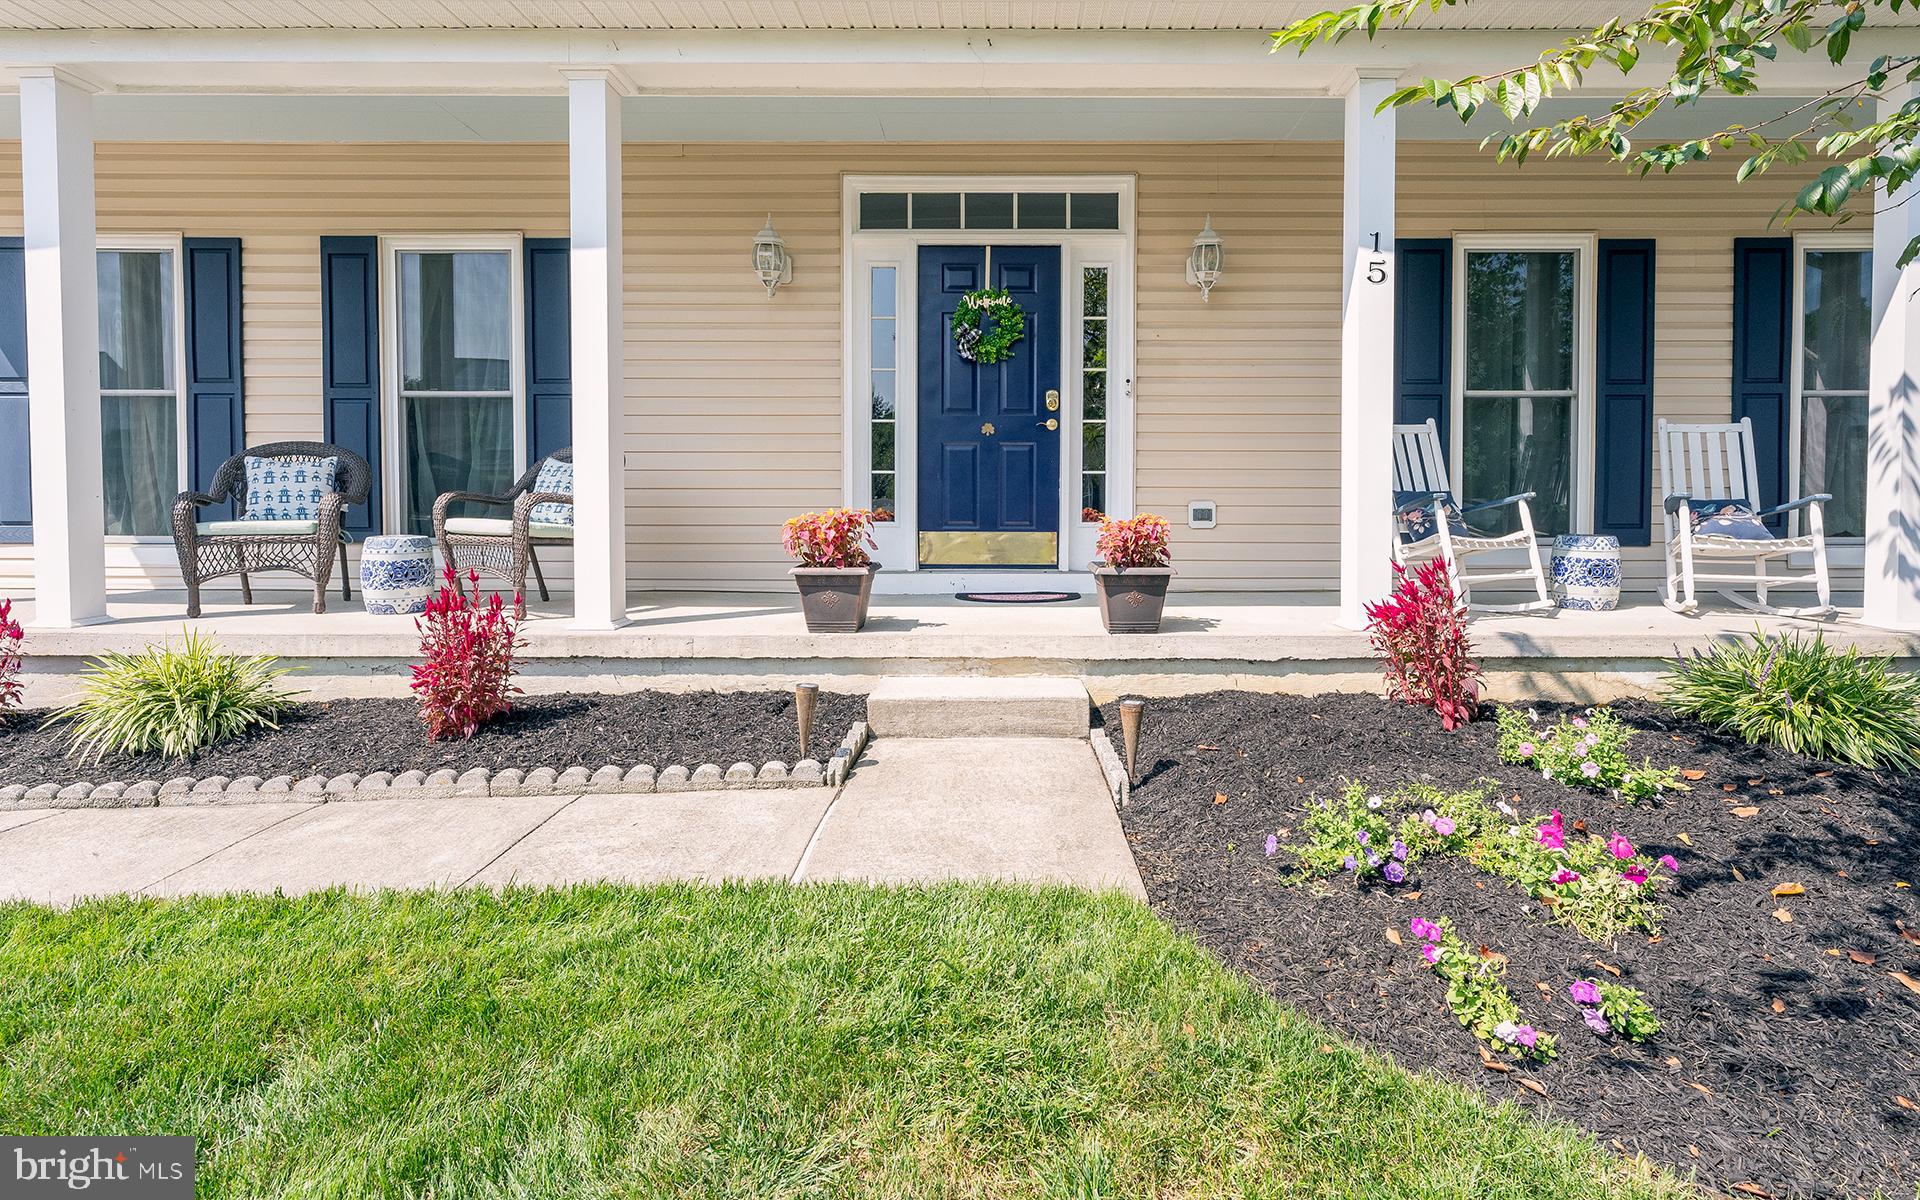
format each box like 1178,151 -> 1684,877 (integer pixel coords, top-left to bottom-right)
0,137 -> 1842,597
1397,143 -> 1849,593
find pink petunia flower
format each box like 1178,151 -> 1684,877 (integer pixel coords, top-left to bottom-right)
1518,741 -> 1537,758
1572,716 -> 1589,729
1432,816 -> 1456,836
1606,833 -> 1635,860
1581,761 -> 1603,779
1568,979 -> 1602,1006
1624,869 -> 1648,885
1422,943 -> 1443,965
1550,868 -> 1580,885
1537,822 -> 1564,850
1658,854 -> 1680,873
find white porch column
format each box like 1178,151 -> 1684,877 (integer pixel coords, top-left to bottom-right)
1864,82 -> 1920,630
19,67 -> 106,628
565,71 -> 629,629
1336,71 -> 1398,628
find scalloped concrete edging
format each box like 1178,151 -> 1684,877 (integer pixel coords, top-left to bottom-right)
0,720 -> 871,812
1089,728 -> 1129,809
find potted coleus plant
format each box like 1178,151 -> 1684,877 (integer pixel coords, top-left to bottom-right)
1091,513 -> 1174,634
783,507 -> 881,633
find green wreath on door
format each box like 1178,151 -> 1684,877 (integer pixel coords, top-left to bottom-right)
951,288 -> 1028,365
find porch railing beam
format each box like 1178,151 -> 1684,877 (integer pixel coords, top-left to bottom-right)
19,66 -> 108,629
1864,81 -> 1920,630
565,69 -> 630,630
1336,69 -> 1398,629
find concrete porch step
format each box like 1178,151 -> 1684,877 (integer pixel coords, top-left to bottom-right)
865,677 -> 1089,739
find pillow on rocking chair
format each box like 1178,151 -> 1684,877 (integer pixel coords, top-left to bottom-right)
1393,491 -> 1475,545
1684,499 -> 1773,541
526,459 -> 574,527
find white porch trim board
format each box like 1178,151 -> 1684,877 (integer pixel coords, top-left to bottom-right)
1337,70 -> 1396,628
19,67 -> 107,628
566,71 -> 629,630
1864,82 -> 1920,631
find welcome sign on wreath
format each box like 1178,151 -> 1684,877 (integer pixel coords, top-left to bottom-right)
952,288 -> 1028,365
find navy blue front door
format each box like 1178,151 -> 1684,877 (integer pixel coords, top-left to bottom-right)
916,245 -> 1062,567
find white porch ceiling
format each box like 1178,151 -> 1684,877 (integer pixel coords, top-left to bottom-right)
7,0 -> 1915,31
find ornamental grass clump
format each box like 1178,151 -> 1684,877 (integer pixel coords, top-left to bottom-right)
412,565 -> 524,741
781,508 -> 878,568
1664,631 -> 1920,771
49,632 -> 298,762
1094,513 -> 1172,568
1568,978 -> 1660,1042
0,598 -> 22,714
1408,915 -> 1556,1061
1496,706 -> 1686,802
1364,559 -> 1479,730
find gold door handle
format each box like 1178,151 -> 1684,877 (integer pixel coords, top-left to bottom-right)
1038,418 -> 1059,431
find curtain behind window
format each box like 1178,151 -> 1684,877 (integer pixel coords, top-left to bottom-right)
97,250 -> 177,536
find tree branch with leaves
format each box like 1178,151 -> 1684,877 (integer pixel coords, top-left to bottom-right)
1273,0 -> 1920,263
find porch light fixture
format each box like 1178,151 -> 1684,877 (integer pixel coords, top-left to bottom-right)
1185,215 -> 1224,301
752,214 -> 792,297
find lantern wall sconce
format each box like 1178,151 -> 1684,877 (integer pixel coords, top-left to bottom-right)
752,214 -> 792,297
1185,215 -> 1224,301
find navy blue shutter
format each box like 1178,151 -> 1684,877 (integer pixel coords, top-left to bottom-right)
0,237 -> 27,542
1394,238 -> 1453,447
183,237 -> 246,521
320,236 -> 381,537
523,237 -> 571,460
1594,239 -> 1656,546
1732,237 -> 1794,532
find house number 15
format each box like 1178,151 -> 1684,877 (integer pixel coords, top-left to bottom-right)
1366,232 -> 1388,284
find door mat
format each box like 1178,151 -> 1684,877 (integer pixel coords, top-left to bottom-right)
954,591 -> 1081,604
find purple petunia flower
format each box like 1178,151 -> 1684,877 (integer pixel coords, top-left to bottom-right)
1421,808 -> 1437,825
1658,854 -> 1680,873
1432,816 -> 1456,836
1264,833 -> 1280,858
1422,943 -> 1442,965
1382,861 -> 1407,884
1514,1025 -> 1539,1049
1391,839 -> 1408,861
1582,1007 -> 1613,1035
1355,830 -> 1369,846
1366,852 -> 1382,869
1581,761 -> 1603,779
1568,979 -> 1601,1006
1342,855 -> 1357,872
1572,716 -> 1589,730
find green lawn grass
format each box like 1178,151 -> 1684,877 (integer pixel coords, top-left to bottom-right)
0,883 -> 1688,1199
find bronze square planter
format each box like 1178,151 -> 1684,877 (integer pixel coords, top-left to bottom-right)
791,563 -> 880,632
1092,565 -> 1173,634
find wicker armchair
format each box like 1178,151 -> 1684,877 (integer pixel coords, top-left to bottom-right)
433,448 -> 573,619
172,441 -> 373,619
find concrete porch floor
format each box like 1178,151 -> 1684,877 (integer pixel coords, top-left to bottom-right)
11,588 -> 1917,705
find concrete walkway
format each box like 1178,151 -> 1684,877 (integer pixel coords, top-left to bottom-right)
0,738 -> 1142,905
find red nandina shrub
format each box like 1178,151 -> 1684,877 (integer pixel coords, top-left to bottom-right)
782,508 -> 878,568
411,565 -> 524,741
1364,559 -> 1481,731
0,598 -> 22,713
1095,513 -> 1173,569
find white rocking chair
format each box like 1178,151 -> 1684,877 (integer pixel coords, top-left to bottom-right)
1658,418 -> 1833,617
1391,419 -> 1552,613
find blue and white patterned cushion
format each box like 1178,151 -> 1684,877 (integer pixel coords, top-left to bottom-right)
1684,499 -> 1772,541
1393,490 -> 1474,545
243,455 -> 339,523
527,458 -> 573,527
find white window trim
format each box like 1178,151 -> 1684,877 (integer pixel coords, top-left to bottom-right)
1449,233 -> 1599,544
1789,231 -> 1871,568
842,174 -> 1136,583
97,233 -> 188,545
377,234 -> 527,536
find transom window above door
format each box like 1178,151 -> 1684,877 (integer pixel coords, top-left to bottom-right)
392,246 -> 521,536
1457,246 -> 1583,539
856,191 -> 1121,232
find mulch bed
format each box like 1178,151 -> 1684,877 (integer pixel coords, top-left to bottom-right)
0,690 -> 864,788
1105,691 -> 1920,1200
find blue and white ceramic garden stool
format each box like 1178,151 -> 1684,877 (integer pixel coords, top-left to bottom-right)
1550,534 -> 1622,611
359,534 -> 436,615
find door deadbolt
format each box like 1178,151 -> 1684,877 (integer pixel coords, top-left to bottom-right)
1045,389 -> 1061,411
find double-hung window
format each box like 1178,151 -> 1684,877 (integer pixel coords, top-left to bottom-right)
1794,242 -> 1871,539
97,242 -> 184,537
1456,244 -> 1586,539
390,242 -> 522,536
